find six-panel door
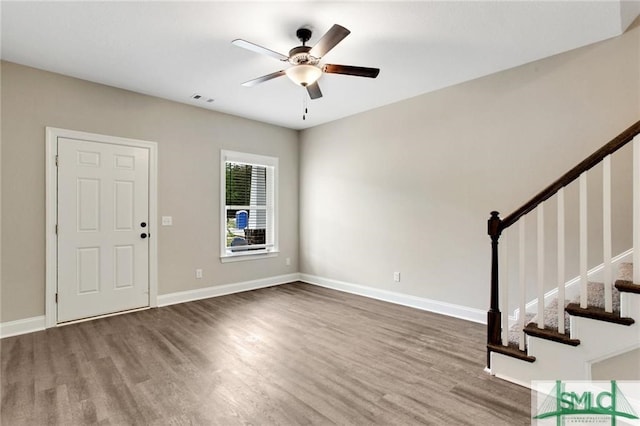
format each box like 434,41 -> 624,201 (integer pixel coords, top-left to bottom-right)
57,137 -> 150,322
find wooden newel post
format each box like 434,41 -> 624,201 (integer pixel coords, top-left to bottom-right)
487,211 -> 502,369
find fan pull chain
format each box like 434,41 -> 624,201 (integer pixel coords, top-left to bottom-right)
302,92 -> 309,121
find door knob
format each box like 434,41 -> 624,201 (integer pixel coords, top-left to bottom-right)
140,233 -> 148,239
140,222 -> 147,228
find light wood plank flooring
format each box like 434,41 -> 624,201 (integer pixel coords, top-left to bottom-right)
1,282 -> 531,425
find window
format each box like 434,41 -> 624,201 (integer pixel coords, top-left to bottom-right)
220,150 -> 278,261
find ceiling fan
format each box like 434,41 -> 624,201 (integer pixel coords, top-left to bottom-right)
232,24 -> 380,100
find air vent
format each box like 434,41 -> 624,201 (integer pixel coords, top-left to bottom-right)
190,94 -> 215,103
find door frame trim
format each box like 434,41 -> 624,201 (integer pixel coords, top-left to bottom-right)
45,127 -> 159,328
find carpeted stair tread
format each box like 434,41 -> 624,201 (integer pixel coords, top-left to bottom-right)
616,263 -> 640,293
507,281 -> 620,347
616,280 -> 640,294
508,313 -> 535,345
540,298 -> 571,330
565,303 -> 635,326
584,281 -> 620,311
502,262 -> 634,351
523,322 -> 580,346
487,342 -> 536,363
618,262 -> 633,282
508,301 -> 572,346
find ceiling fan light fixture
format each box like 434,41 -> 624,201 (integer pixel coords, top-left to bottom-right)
285,64 -> 322,87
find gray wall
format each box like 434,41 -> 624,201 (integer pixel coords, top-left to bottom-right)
299,22 -> 640,312
1,61 -> 299,322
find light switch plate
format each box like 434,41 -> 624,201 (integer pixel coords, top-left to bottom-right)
162,216 -> 173,226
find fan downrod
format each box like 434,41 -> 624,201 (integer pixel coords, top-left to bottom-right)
296,28 -> 312,45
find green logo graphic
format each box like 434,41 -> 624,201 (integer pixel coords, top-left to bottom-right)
533,380 -> 639,425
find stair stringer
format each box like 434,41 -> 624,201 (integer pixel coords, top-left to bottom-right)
490,292 -> 640,388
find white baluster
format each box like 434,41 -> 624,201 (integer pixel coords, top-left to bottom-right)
580,172 -> 588,309
519,218 -> 526,351
634,136 -> 640,283
603,155 -> 613,313
501,230 -> 509,347
557,188 -> 566,334
537,204 -> 545,329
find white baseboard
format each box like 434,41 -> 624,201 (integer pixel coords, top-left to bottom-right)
300,274 -> 486,324
0,315 -> 46,339
0,275 -> 300,339
2,273 -> 486,338
157,273 -> 301,307
493,372 -> 533,390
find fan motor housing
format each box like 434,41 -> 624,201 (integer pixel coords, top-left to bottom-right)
288,46 -> 319,65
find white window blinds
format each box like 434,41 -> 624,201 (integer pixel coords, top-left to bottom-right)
220,151 -> 278,259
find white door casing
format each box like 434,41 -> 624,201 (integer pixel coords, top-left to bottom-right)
46,128 -> 158,326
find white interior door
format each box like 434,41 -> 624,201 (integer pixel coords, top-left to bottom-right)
57,137 -> 150,322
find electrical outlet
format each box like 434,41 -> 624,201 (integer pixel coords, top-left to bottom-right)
393,271 -> 401,282
195,269 -> 203,279
285,257 -> 291,266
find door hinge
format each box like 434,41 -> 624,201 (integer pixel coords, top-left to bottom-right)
55,293 -> 58,303
55,155 -> 59,167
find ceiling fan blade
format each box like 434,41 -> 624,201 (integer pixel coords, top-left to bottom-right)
323,64 -> 380,78
309,24 -> 350,58
306,82 -> 323,99
241,70 -> 286,87
232,39 -> 289,61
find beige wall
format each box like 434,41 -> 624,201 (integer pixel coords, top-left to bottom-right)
1,61 -> 299,322
299,23 -> 640,312
592,348 -> 640,380
0,61 -> 3,325
2,22 -> 639,324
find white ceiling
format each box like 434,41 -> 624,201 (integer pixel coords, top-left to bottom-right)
2,1 -> 639,130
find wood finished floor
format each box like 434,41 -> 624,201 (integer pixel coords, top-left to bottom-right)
1,282 -> 531,425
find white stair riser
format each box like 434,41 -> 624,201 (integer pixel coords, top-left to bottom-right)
620,287 -> 640,317
493,323 -> 639,385
492,292 -> 640,386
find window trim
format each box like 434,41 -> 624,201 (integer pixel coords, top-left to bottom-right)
220,150 -> 278,262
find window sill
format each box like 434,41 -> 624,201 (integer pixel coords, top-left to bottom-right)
220,250 -> 279,263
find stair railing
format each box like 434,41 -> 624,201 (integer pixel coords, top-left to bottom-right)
487,119 -> 640,369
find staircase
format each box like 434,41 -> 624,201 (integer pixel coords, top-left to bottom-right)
486,120 -> 640,387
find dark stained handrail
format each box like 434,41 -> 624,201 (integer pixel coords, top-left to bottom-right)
501,119 -> 640,231
486,119 -> 640,369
